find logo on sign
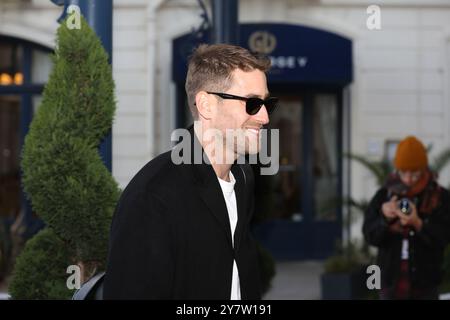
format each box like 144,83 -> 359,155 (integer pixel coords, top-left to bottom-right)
248,31 -> 277,54
248,30 -> 308,70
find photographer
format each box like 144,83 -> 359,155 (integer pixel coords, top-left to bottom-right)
363,136 -> 450,299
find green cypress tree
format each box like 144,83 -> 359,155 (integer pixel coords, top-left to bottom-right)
9,17 -> 120,299
8,229 -> 75,299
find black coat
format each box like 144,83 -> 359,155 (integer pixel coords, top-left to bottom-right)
103,130 -> 262,300
362,185 -> 450,288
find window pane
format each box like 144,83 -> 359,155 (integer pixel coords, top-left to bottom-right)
313,94 -> 338,221
32,49 -> 52,84
256,96 -> 303,222
0,42 -> 23,85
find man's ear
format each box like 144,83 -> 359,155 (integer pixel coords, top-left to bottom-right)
195,91 -> 213,120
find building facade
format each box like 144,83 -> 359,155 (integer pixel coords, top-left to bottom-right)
1,0 -> 450,259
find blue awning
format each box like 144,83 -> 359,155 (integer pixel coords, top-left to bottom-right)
172,23 -> 353,86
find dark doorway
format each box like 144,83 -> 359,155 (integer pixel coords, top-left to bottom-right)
252,88 -> 343,260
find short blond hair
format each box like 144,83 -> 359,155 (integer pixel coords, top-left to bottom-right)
185,44 -> 271,119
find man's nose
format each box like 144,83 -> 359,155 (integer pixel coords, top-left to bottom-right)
253,105 -> 269,125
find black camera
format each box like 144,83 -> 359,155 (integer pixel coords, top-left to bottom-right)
399,198 -> 411,215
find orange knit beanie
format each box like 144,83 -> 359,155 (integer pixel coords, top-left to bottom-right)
394,136 -> 428,171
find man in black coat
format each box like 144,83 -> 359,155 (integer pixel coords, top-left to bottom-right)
103,44 -> 278,299
363,136 -> 450,299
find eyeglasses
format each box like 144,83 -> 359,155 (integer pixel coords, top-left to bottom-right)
207,92 -> 278,115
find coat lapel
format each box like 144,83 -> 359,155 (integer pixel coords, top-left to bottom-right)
194,163 -> 233,247
231,164 -> 248,251
182,125 -> 233,247
177,125 -> 249,250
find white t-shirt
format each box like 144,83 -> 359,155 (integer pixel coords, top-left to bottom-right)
217,171 -> 241,300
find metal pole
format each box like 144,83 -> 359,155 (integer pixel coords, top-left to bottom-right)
211,0 -> 239,44
79,0 -> 113,172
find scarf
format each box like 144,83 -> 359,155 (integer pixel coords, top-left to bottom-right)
385,169 -> 441,215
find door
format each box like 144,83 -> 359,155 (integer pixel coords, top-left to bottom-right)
0,95 -> 21,222
252,90 -> 343,260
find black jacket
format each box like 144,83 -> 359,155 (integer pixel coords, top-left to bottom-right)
103,130 -> 261,299
363,185 -> 450,288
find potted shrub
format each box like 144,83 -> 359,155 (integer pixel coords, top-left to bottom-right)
439,244 -> 450,298
321,241 -> 372,300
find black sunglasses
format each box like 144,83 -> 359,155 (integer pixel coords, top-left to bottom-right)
207,92 -> 278,115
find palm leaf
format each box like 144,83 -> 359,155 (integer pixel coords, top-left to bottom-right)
320,196 -> 369,220
431,149 -> 450,174
344,153 -> 390,186
345,198 -> 370,213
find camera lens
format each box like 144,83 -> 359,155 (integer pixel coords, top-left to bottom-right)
399,198 -> 410,215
